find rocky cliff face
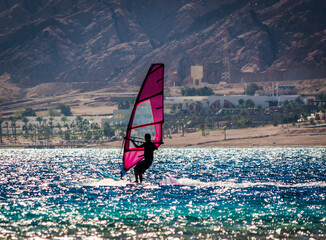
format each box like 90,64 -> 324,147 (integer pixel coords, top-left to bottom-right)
1,0 -> 326,88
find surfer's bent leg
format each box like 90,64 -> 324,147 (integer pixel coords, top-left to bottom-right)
134,159 -> 152,183
134,168 -> 141,183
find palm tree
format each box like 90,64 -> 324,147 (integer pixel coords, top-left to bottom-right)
82,119 -> 89,138
301,111 -> 308,123
0,119 -> 3,144
288,98 -> 304,126
294,96 -> 304,106
76,115 -> 83,122
171,105 -> 177,117
33,124 -> 38,142
5,122 -> 9,139
245,99 -> 255,108
223,126 -> 227,140
9,116 -> 17,143
63,122 -> 71,142
42,118 -> 47,127
42,118 -> 48,140
200,123 -> 205,136
318,104 -> 326,122
68,122 -> 75,140
74,116 -> 83,135
256,105 -> 264,126
56,123 -> 62,139
12,118 -> 17,142
282,100 -> 292,127
60,116 -> 68,139
61,116 -> 67,125
44,125 -> 51,145
28,123 -> 34,141
238,99 -> 244,108
294,97 -> 304,126
22,117 -> 29,136
36,116 -> 43,126
91,122 -> 100,139
69,121 -> 75,131
36,116 -> 43,140
49,117 -> 54,137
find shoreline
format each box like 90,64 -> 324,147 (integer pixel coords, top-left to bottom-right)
1,145 -> 326,149
1,124 -> 326,149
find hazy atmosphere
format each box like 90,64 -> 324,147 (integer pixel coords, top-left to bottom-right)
1,0 -> 326,97
0,0 -> 326,239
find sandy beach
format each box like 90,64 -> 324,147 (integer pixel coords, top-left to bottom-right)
162,124 -> 326,147
2,124 -> 325,149
86,124 -> 326,148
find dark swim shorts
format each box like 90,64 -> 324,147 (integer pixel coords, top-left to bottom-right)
134,159 -> 153,174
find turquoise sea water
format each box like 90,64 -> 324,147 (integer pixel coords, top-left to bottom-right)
0,148 -> 325,239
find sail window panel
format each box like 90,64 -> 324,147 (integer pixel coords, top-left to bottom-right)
128,123 -> 161,149
130,125 -> 156,144
132,100 -> 154,127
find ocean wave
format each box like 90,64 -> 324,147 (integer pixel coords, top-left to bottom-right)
161,175 -> 326,188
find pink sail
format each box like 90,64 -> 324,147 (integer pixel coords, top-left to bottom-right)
122,64 -> 164,174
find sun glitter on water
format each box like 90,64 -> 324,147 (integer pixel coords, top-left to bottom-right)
0,148 -> 325,239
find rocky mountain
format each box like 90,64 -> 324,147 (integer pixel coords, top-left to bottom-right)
1,0 -> 326,89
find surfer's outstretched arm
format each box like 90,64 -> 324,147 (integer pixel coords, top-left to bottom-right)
130,139 -> 144,148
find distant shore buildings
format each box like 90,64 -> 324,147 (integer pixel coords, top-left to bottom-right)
277,85 -> 298,95
164,95 -> 304,112
191,65 -> 203,88
101,109 -> 130,127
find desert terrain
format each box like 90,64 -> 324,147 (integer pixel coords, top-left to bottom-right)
1,78 -> 326,117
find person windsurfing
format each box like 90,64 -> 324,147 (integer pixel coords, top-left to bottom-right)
119,64 -> 164,181
130,133 -> 157,183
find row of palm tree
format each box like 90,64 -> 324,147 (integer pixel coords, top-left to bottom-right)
0,117 -> 18,143
0,115 -> 111,145
1,96 -> 323,144
164,96 -> 321,139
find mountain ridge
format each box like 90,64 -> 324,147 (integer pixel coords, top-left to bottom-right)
1,0 -> 326,90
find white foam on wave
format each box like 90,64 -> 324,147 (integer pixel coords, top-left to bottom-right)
160,174 -> 182,186
82,174 -> 326,189
80,178 -> 160,188
80,178 -> 130,187
161,175 -> 326,188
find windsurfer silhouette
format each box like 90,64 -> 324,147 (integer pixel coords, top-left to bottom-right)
130,133 -> 157,183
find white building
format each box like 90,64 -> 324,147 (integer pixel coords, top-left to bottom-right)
101,109 -> 131,127
165,95 -> 302,112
